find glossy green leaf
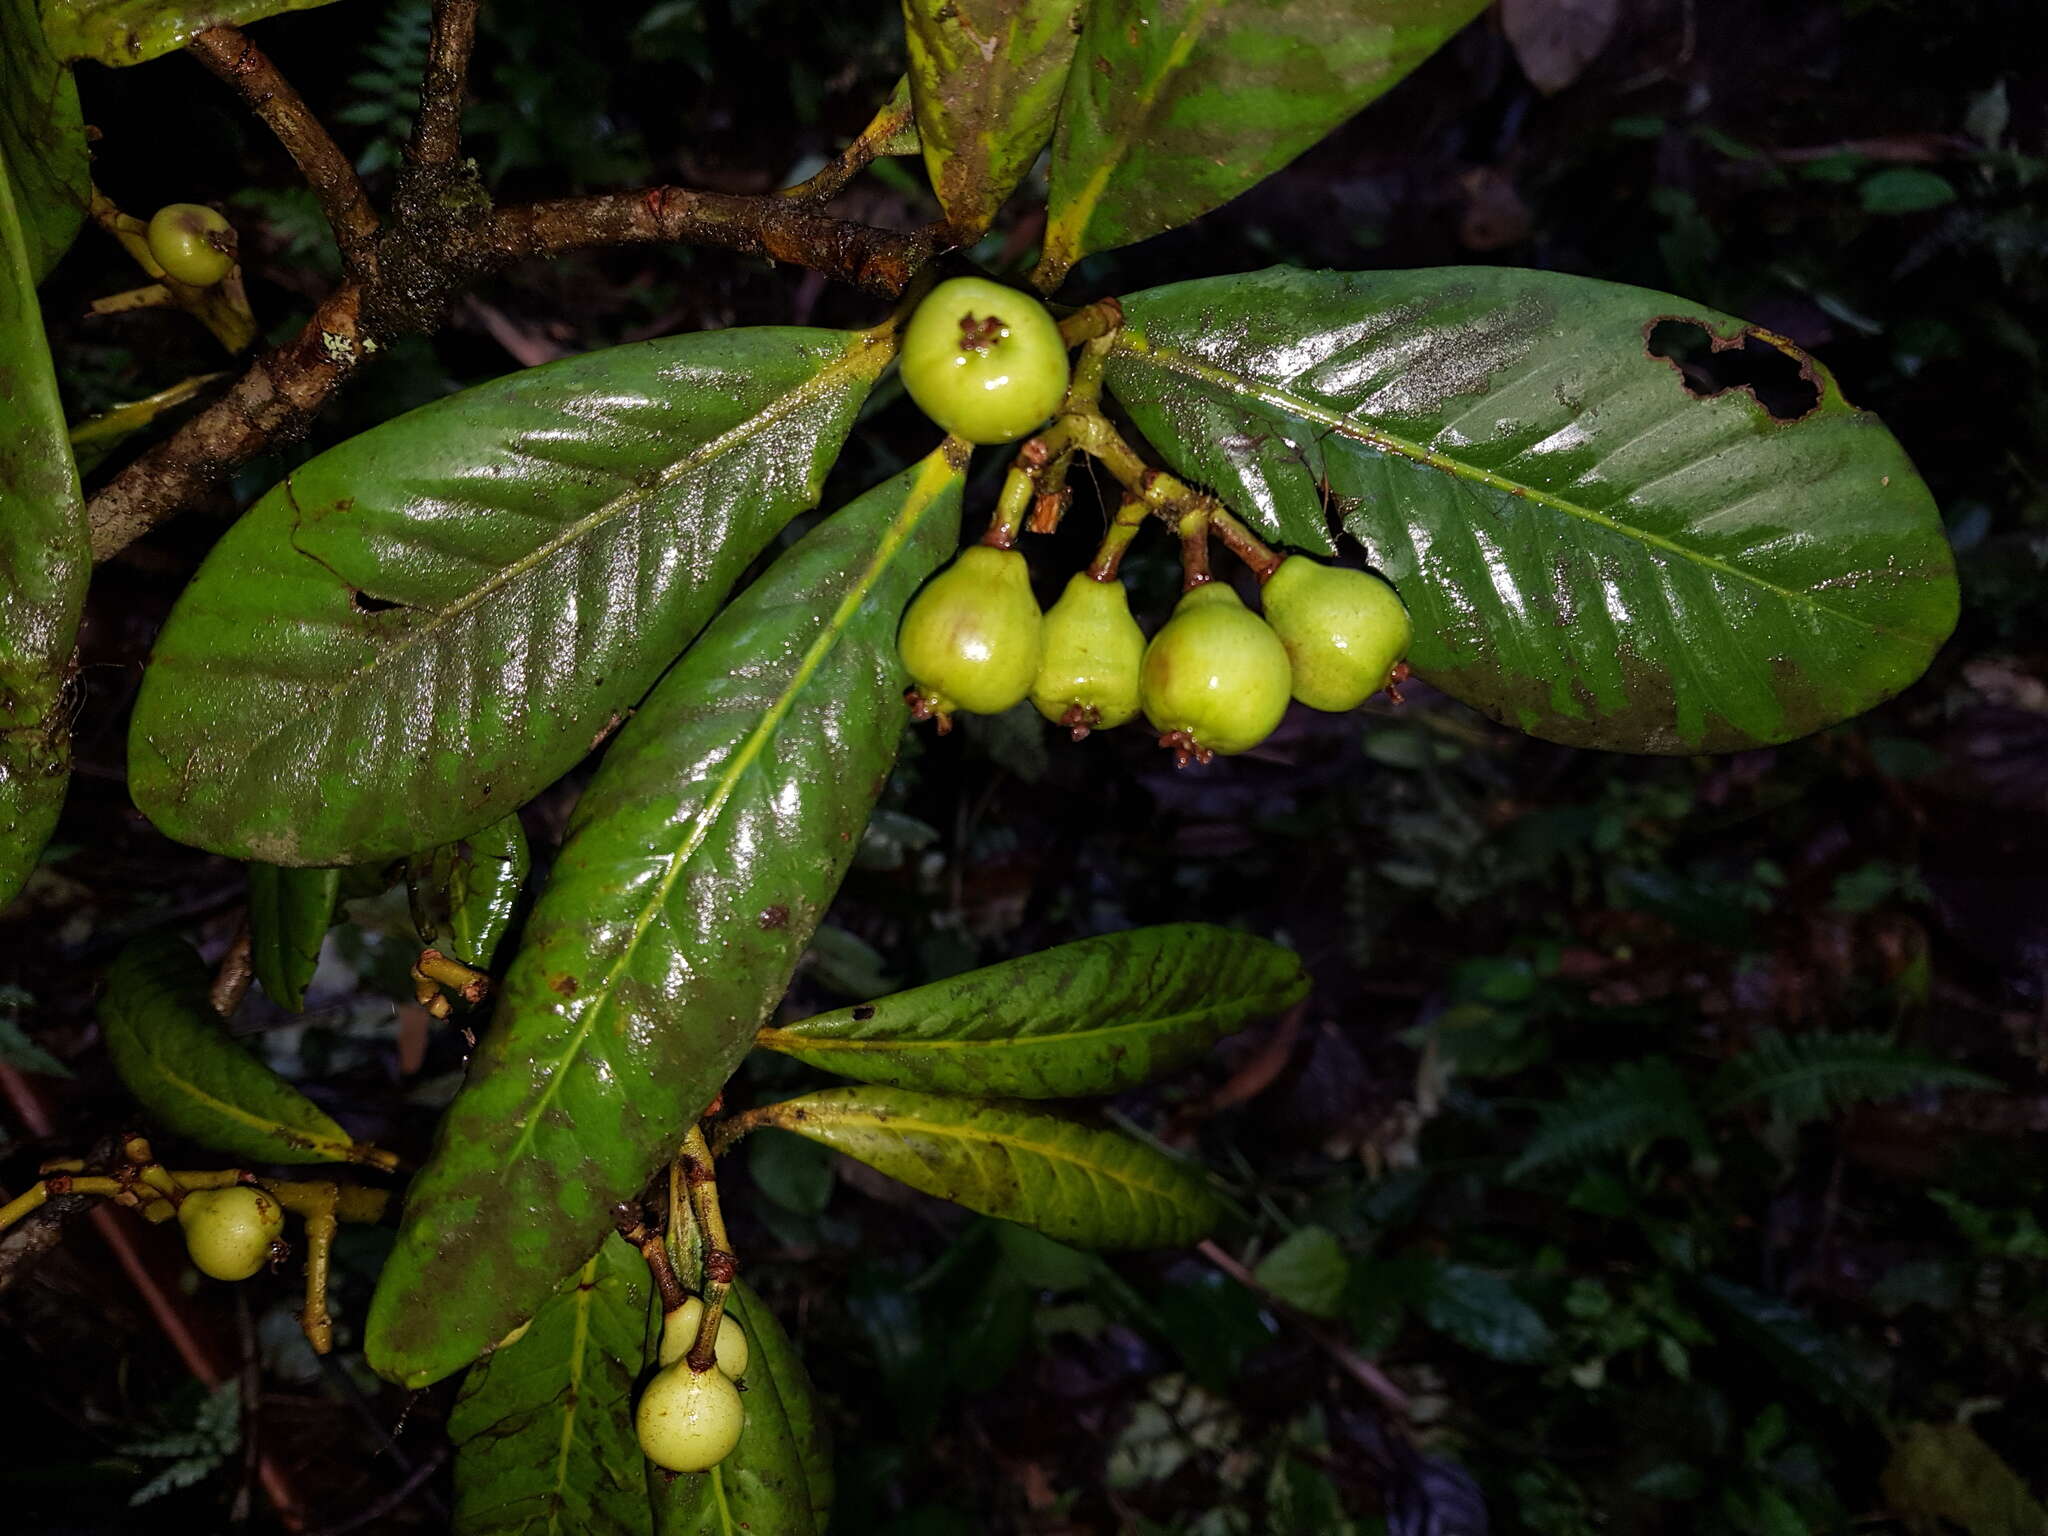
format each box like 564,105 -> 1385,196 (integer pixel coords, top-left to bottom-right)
0,0 -> 87,283
129,325 -> 892,867
904,0 -> 1079,239
246,863 -> 340,1012
450,1235 -> 652,1536
42,0 -> 346,67
652,1281 -> 830,1536
1106,267 -> 1958,752
366,449 -> 966,1389
1035,0 -> 1488,287
406,813 -> 531,972
99,933 -> 385,1166
1,142 -> 87,908
757,923 -> 1306,1097
748,1086 -> 1222,1249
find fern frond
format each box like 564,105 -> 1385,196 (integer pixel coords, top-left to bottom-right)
1708,1030 -> 1996,1126
1509,1057 -> 1706,1180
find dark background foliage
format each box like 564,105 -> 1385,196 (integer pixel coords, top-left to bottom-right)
3,1 -> 2045,1532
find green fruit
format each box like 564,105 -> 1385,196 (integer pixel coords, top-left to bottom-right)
146,203 -> 236,287
1031,573 -> 1145,737
658,1297 -> 750,1377
898,545 -> 1043,722
636,1360 -> 745,1472
177,1185 -> 285,1282
1140,583 -> 1293,762
900,275 -> 1070,444
1262,556 -> 1412,712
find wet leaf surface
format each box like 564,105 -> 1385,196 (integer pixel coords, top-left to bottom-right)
1106,266 -> 1959,752
406,812 -> 531,972
129,326 -> 890,866
246,863 -> 340,1013
758,922 -> 1306,1096
365,449 -> 964,1389
0,0 -> 87,283
1,142 -> 87,906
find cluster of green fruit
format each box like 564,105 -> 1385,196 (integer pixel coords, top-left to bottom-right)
635,1298 -> 751,1473
898,548 -> 1412,762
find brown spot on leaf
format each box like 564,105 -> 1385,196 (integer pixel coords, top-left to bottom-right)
551,973 -> 580,996
758,905 -> 789,930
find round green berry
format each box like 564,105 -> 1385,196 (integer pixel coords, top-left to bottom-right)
1261,556 -> 1412,712
900,276 -> 1070,444
177,1185 -> 285,1282
146,204 -> 236,288
1031,573 -> 1145,737
1140,583 -> 1293,762
636,1360 -> 745,1473
898,544 -> 1044,722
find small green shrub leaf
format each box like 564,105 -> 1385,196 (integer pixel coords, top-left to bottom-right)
1254,1225 -> 1350,1318
246,864 -> 341,1013
365,450 -> 964,1390
756,923 -> 1305,1097
904,0 -> 1079,239
449,1235 -> 652,1536
745,1086 -> 1222,1249
129,326 -> 890,866
43,0 -> 348,68
652,1282 -> 830,1536
1035,0 -> 1489,287
405,813 -> 531,972
98,934 -> 385,1166
1417,1262 -> 1553,1363
1,0 -> 87,282
1107,266 -> 1958,753
0,138 -> 86,905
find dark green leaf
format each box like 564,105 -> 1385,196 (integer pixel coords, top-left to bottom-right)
42,0 -> 348,67
748,1128 -> 836,1217
1696,1275 -> 1884,1420
652,1282 -> 831,1536
405,813 -> 531,972
1858,167 -> 1956,215
1509,1057 -> 1706,1179
747,1086 -> 1221,1249
0,138 -> 86,907
1107,267 -> 1958,752
99,934 -> 385,1166
1035,0 -> 1488,286
0,0 -> 87,282
449,1235 -> 652,1536
246,864 -> 341,1013
757,923 -> 1305,1096
1707,1030 -> 1996,1125
366,450 -> 964,1389
1253,1225 -> 1350,1319
903,0 -> 1079,239
1416,1262 -> 1552,1364
129,325 -> 891,866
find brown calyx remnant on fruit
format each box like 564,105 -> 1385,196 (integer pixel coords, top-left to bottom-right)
958,312 -> 1005,352
1157,728 -> 1216,769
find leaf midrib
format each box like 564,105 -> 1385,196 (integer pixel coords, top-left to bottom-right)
1115,334 -> 1880,634
545,1256 -> 599,1536
760,994 -> 1273,1055
140,1034 -> 349,1158
503,453 -> 957,1168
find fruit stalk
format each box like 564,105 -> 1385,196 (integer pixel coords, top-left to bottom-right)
679,1127 -> 738,1376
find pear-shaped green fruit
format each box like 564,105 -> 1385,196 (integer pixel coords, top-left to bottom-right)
636,1359 -> 744,1472
1031,573 -> 1145,737
1262,556 -> 1412,711
658,1297 -> 750,1377
146,203 -> 236,287
178,1185 -> 285,1281
900,276 -> 1071,444
1140,583 -> 1293,763
898,545 -> 1043,724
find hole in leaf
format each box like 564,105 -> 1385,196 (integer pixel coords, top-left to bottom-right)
350,589 -> 406,615
1645,319 -> 1822,422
